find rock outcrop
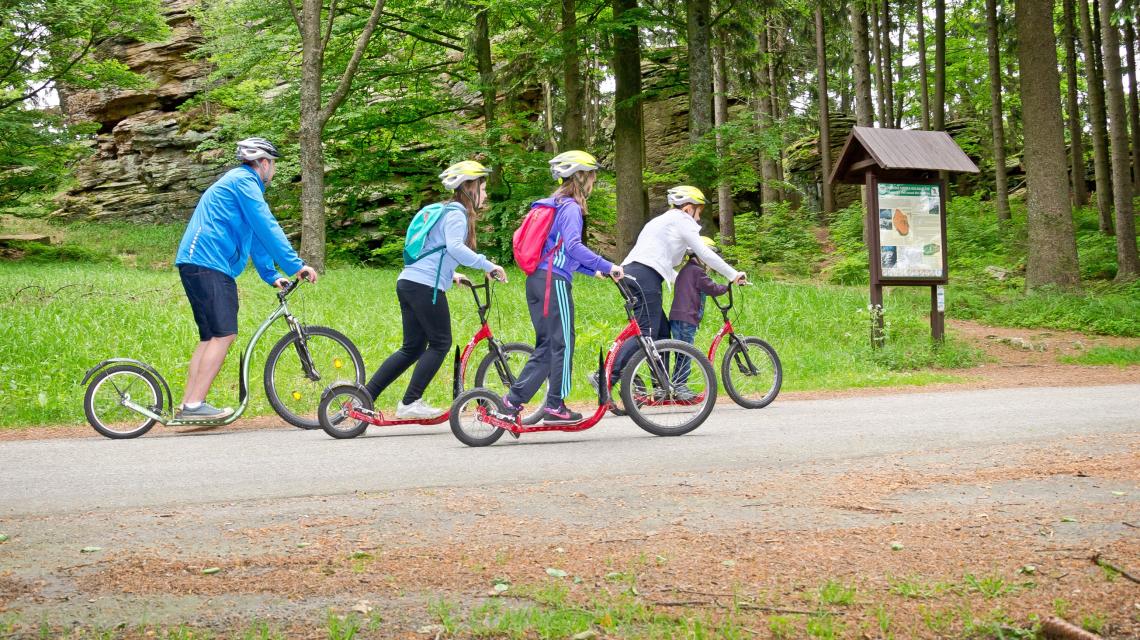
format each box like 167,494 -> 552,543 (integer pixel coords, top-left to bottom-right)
53,0 -> 225,223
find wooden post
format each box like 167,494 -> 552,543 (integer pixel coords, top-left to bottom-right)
871,283 -> 885,348
931,285 -> 945,342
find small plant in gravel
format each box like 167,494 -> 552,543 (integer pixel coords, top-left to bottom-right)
1080,612 -> 1107,635
324,611 -> 361,640
805,613 -> 844,639
919,605 -> 956,634
815,579 -> 857,606
427,599 -> 460,636
238,621 -> 285,640
872,602 -> 892,637
963,572 -> 1020,599
767,614 -> 796,639
888,574 -> 952,599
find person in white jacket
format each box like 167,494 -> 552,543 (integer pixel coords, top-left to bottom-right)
600,186 -> 747,390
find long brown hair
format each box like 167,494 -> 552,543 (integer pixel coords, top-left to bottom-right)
551,171 -> 595,217
448,178 -> 485,250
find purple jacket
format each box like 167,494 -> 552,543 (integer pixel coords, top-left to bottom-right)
669,258 -> 730,325
537,197 -> 614,281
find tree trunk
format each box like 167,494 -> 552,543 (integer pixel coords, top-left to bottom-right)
1125,17 -> 1140,194
933,0 -> 945,131
713,32 -> 734,243
1079,0 -> 1114,231
986,0 -> 1010,220
474,8 -> 500,193
1063,0 -> 1089,205
917,0 -> 930,129
686,0 -> 716,231
1015,0 -> 1081,290
561,0 -> 584,150
1099,0 -> 1140,279
871,0 -> 886,126
767,25 -> 786,201
613,0 -> 647,256
895,0 -> 905,127
850,3 -> 874,128
543,80 -> 556,152
816,7 -> 834,218
756,28 -> 779,209
298,0 -> 328,271
881,0 -> 894,128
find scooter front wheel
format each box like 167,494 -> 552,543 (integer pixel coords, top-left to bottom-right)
318,383 -> 374,439
620,339 -> 717,437
450,388 -> 507,447
84,364 -> 164,439
264,326 -> 365,430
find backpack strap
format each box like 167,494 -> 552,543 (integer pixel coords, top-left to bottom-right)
541,237 -> 563,317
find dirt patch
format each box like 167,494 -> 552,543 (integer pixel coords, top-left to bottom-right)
4,435 -> 1137,637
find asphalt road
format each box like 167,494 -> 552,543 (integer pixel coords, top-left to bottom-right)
2,385 -> 1137,517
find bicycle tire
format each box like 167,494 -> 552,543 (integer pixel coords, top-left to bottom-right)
619,339 -> 716,437
721,336 -> 782,409
84,364 -> 164,439
264,326 -> 365,429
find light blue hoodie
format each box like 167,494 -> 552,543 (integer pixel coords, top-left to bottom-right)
399,203 -> 494,292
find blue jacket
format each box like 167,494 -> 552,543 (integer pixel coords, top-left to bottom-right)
538,197 -> 614,281
175,166 -> 304,284
399,203 -> 494,291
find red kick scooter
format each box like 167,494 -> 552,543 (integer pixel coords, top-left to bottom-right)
316,274 -> 544,438
705,282 -> 782,409
445,276 -> 718,446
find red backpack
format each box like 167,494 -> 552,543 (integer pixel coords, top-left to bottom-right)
512,198 -> 564,316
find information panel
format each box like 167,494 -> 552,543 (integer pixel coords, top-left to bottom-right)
876,182 -> 944,279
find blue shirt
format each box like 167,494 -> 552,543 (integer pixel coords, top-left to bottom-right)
398,204 -> 494,291
175,166 -> 304,285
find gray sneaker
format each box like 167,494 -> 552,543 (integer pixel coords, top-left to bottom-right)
175,402 -> 233,421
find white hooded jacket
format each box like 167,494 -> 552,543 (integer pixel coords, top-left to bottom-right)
621,208 -> 741,286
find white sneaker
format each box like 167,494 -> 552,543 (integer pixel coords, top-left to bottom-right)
395,399 -> 445,419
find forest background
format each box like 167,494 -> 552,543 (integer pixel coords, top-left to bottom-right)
1,0 -> 1139,427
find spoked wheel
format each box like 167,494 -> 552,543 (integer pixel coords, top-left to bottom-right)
317,383 -> 374,439
473,342 -> 544,426
619,339 -> 717,437
721,337 -> 782,409
264,326 -> 365,430
450,388 -> 508,447
84,364 -> 165,439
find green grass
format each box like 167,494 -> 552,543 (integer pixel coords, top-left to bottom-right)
1060,345 -> 1140,366
0,262 -> 981,428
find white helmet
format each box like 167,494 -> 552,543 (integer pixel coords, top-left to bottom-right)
549,150 -> 599,181
667,185 -> 707,207
236,137 -> 281,162
439,160 -> 491,191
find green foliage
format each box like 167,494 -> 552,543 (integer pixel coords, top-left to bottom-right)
1060,345 -> 1140,367
722,203 -> 821,277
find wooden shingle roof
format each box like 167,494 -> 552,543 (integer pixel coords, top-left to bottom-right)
828,126 -> 980,184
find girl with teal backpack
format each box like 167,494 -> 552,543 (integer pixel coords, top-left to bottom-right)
364,161 -> 507,419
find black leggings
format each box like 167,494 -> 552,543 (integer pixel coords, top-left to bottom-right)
365,279 -> 452,404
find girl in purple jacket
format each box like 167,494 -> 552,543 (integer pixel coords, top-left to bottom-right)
502,151 -> 624,425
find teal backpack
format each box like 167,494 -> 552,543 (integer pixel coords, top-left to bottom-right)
403,202 -> 465,302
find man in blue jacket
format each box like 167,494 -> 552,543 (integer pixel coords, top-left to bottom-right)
174,138 -> 317,420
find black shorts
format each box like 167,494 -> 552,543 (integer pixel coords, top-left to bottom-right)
178,264 -> 239,341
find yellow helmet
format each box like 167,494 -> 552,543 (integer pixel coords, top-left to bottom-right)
699,235 -> 717,248
549,150 -> 599,180
667,185 -> 707,207
440,160 -> 491,190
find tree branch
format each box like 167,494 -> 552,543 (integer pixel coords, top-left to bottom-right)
376,21 -> 464,51
0,36 -> 96,111
379,10 -> 462,43
286,0 -> 303,34
321,0 -> 339,54
319,0 -> 387,128
710,0 -> 739,26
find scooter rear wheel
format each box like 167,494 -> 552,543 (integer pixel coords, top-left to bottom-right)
84,364 -> 164,439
